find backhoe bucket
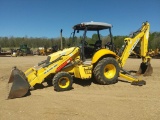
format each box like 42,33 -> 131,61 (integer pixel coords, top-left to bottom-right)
8,67 -> 30,99
137,62 -> 153,76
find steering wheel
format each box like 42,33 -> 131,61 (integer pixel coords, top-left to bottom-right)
80,40 -> 88,47
84,40 -> 88,46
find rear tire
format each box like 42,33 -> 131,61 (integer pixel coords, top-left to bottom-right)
93,57 -> 120,85
53,72 -> 73,91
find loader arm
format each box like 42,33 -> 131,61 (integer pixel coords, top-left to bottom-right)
118,22 -> 150,67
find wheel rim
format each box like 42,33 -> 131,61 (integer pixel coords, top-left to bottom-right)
58,77 -> 70,88
104,64 -> 116,79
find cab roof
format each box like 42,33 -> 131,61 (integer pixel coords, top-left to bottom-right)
73,21 -> 112,31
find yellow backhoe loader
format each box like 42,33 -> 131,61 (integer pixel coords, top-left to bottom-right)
8,21 -> 153,99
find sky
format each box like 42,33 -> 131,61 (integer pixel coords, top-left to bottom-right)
0,0 -> 160,38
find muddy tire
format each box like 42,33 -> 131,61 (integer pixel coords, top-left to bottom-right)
53,72 -> 73,91
93,57 -> 120,85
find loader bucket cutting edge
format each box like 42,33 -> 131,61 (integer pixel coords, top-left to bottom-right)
8,67 -> 30,99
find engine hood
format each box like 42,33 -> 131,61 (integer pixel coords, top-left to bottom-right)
48,47 -> 79,62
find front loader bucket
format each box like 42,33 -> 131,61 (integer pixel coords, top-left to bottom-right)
137,62 -> 153,76
8,67 -> 30,99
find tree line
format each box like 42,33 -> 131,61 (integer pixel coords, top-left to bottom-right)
0,32 -> 159,50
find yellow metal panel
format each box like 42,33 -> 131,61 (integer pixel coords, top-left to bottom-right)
140,22 -> 150,57
74,65 -> 92,79
74,66 -> 81,78
48,47 -> 79,62
29,77 -> 39,87
92,49 -> 118,64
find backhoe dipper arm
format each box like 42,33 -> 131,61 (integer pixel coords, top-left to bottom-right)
118,22 -> 150,67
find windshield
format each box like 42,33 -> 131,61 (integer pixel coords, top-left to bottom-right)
72,29 -> 112,48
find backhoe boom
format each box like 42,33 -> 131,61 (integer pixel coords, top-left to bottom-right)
118,22 -> 152,76
119,22 -> 150,67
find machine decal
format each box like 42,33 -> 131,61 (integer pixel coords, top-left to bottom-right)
44,64 -> 58,74
56,58 -> 72,72
129,38 -> 140,54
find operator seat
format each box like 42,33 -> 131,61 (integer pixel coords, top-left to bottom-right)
94,40 -> 102,50
105,42 -> 116,53
105,42 -> 112,49
84,40 -> 102,59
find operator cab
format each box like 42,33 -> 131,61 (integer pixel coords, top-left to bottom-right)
72,21 -> 114,61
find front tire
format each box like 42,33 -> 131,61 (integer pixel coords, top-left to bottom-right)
53,72 -> 73,91
93,57 -> 120,85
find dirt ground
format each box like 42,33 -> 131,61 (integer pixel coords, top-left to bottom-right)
0,56 -> 160,120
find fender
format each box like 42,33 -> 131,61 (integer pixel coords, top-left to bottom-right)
91,49 -> 118,64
